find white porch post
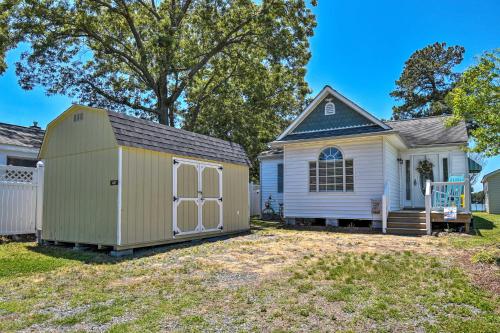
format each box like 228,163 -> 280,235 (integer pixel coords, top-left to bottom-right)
464,177 -> 471,213
425,180 -> 432,235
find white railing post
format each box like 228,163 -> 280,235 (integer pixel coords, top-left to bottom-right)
425,180 -> 432,235
464,177 -> 470,213
35,161 -> 44,243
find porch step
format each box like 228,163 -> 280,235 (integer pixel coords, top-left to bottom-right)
387,221 -> 427,229
386,227 -> 427,235
387,216 -> 426,223
388,212 -> 425,218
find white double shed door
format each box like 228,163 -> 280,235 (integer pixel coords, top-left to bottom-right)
172,158 -> 223,237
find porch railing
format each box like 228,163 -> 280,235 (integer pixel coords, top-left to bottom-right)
424,178 -> 470,234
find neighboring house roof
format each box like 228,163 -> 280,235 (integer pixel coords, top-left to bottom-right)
0,122 -> 45,149
468,158 -> 482,174
384,116 -> 468,147
481,169 -> 500,183
107,111 -> 250,166
258,149 -> 284,160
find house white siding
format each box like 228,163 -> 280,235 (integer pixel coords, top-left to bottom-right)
0,145 -> 39,165
451,152 -> 468,176
483,172 -> 500,214
260,158 -> 284,212
283,136 -> 384,220
383,138 -> 401,211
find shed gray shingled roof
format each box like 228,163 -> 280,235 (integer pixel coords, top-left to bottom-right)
107,111 -> 250,166
0,122 -> 45,148
385,116 -> 468,147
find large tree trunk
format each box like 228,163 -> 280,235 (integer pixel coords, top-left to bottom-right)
158,105 -> 168,125
168,106 -> 175,127
157,80 -> 170,125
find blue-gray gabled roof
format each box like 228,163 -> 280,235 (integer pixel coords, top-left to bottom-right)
281,125 -> 388,141
275,86 -> 468,146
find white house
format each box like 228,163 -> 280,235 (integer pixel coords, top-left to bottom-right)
0,121 -> 44,166
259,85 -> 477,234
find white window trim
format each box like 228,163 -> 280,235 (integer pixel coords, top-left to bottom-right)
308,157 -> 354,193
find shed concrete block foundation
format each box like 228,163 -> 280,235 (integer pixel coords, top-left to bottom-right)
285,217 -> 296,225
110,249 -> 134,257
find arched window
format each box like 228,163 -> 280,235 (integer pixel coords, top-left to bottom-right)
309,147 -> 354,192
319,147 -> 342,161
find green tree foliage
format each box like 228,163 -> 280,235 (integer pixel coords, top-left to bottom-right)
471,191 -> 485,204
446,50 -> 500,157
391,42 -> 465,119
0,0 -> 18,74
2,0 -> 317,178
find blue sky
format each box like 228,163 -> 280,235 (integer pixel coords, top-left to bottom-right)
0,0 -> 498,190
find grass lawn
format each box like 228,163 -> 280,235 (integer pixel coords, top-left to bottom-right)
0,214 -> 498,332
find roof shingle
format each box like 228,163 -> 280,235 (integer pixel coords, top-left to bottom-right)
385,116 -> 468,147
107,111 -> 250,166
0,122 -> 45,148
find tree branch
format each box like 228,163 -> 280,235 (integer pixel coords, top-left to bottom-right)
82,78 -> 156,114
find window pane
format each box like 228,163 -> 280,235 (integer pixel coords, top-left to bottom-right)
319,185 -> 327,192
335,184 -> 343,191
335,176 -> 343,184
442,158 -> 449,181
346,184 -> 354,191
345,167 -> 353,176
309,161 -> 317,192
319,147 -> 343,161
319,168 -> 327,177
346,176 -> 353,183
405,160 -> 411,200
277,163 -> 283,193
334,160 -> 343,168
345,159 -> 353,168
335,167 -> 343,174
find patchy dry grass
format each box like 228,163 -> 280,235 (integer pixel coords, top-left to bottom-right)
0,215 -> 498,332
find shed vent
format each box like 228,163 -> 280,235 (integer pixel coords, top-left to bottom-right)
324,101 -> 335,115
73,113 -> 84,122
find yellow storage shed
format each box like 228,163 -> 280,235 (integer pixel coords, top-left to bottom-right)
39,105 -> 250,254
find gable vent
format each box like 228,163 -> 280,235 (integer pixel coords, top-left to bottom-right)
324,100 -> 335,115
73,113 -> 84,122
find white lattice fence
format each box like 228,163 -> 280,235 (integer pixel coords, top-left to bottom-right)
0,164 -> 44,235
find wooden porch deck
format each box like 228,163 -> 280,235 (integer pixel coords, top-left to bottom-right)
387,210 -> 472,235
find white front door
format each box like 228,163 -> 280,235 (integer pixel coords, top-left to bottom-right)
412,154 -> 438,208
